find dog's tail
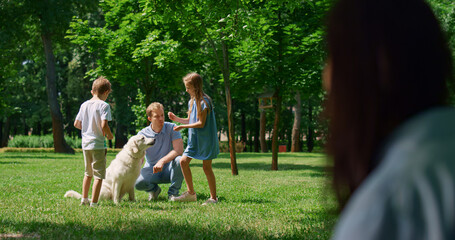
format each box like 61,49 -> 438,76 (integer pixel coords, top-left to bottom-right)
64,190 -> 82,199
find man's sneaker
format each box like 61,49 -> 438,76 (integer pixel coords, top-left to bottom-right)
168,195 -> 178,201
202,198 -> 218,206
148,186 -> 162,201
170,191 -> 197,202
90,202 -> 98,207
80,198 -> 90,206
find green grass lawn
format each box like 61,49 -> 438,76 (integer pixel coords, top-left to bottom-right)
0,151 -> 338,239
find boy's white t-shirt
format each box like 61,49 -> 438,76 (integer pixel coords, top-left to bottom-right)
75,99 -> 112,150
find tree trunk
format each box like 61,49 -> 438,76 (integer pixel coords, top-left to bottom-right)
291,91 -> 302,152
271,10 -> 283,170
307,98 -> 314,152
1,117 -> 11,147
260,109 -> 267,152
248,129 -> 253,152
241,111 -> 247,152
271,91 -> 281,171
22,116 -> 28,135
65,91 -> 73,136
115,123 -> 128,149
254,117 -> 260,152
198,18 -> 238,174
41,33 -> 74,154
36,122 -> 42,135
0,120 -> 3,146
221,39 -> 238,175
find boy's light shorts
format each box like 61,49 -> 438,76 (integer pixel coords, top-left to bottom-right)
83,149 -> 107,179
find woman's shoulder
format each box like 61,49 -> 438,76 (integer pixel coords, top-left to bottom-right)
377,107 -> 455,194
334,107 -> 455,239
382,107 -> 455,170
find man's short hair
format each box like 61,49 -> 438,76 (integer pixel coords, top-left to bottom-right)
146,102 -> 164,118
92,77 -> 111,95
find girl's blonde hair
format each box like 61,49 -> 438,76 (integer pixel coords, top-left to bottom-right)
183,73 -> 212,116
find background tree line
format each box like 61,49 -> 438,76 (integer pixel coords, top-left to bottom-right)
1,0 -> 454,170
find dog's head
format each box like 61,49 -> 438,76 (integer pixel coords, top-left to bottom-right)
127,135 -> 156,155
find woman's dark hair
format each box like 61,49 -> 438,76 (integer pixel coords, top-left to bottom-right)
325,0 -> 453,208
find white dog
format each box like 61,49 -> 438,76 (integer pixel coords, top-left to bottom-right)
65,135 -> 155,204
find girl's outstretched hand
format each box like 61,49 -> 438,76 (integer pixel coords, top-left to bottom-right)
174,126 -> 183,131
173,125 -> 183,131
168,112 -> 176,121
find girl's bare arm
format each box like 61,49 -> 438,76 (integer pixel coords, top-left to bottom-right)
173,108 -> 208,131
168,112 -> 189,124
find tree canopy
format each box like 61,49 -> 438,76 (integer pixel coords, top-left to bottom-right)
1,0 -> 454,169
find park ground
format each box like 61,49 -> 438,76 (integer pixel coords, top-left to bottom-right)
0,151 -> 337,239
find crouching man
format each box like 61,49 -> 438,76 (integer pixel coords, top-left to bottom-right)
135,102 -> 184,200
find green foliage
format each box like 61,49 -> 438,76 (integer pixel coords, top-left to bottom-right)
6,0 -> 454,155
131,89 -> 148,133
132,30 -> 181,67
0,151 -> 337,239
67,0 -> 192,142
7,135 -> 82,148
427,0 -> 455,103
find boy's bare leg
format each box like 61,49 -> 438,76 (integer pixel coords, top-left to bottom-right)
202,160 -> 217,200
82,175 -> 92,199
91,178 -> 103,203
180,156 -> 195,194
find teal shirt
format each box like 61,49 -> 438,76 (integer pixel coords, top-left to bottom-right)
184,97 -> 219,160
332,107 -> 455,240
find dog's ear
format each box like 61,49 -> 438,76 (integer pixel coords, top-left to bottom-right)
132,146 -> 139,154
132,140 -> 139,154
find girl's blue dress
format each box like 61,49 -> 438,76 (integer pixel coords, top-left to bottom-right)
183,96 -> 219,160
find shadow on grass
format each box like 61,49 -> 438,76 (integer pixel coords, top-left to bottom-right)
141,193 -> 272,205
103,200 -> 189,211
292,207 -> 338,238
0,155 -> 76,160
238,198 -> 274,204
0,161 -> 25,164
192,161 -> 327,176
217,152 -> 325,159
1,218 -> 270,240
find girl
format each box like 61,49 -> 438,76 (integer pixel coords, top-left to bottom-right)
168,72 -> 219,205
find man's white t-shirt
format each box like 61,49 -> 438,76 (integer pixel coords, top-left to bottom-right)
75,99 -> 112,150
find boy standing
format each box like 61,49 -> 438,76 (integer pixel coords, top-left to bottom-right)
74,77 -> 114,207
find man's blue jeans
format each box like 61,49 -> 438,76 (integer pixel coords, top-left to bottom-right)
135,156 -> 183,197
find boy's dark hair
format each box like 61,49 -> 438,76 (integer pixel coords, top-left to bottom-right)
325,0 -> 453,208
92,77 -> 111,95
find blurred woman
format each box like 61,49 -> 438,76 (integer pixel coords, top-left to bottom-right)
324,0 -> 455,239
